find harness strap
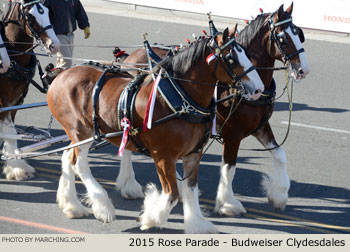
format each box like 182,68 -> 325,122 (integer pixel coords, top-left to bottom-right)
92,68 -> 109,141
285,48 -> 305,61
22,0 -> 41,8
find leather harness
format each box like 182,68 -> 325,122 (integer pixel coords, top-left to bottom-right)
90,61 -> 215,156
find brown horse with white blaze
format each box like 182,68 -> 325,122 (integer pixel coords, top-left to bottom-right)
114,3 -> 310,216
1,0 -> 60,181
215,3 -> 310,215
47,27 -> 264,233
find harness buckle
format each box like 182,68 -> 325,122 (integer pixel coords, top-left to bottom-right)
182,100 -> 194,114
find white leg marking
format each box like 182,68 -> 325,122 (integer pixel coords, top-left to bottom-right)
73,143 -> 115,223
1,119 -> 35,181
214,163 -> 246,216
116,149 -> 144,199
261,146 -> 290,210
57,149 -> 90,218
183,182 -> 217,234
139,183 -> 178,231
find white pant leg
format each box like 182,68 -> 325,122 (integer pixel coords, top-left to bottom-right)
56,33 -> 74,68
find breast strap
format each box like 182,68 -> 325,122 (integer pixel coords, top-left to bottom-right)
157,75 -> 216,124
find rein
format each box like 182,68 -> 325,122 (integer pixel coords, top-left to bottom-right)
240,68 -> 294,152
178,90 -> 243,182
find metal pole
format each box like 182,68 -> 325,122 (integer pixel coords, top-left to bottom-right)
0,102 -> 48,113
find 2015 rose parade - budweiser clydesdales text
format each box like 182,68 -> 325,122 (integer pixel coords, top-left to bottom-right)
128,237 -> 346,248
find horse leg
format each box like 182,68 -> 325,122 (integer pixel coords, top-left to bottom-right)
57,148 -> 90,218
70,142 -> 115,222
182,152 -> 217,233
1,118 -> 35,181
214,139 -> 246,216
116,149 -> 144,199
137,156 -> 179,231
255,122 -> 290,211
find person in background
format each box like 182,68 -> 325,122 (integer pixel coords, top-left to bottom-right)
42,0 -> 90,68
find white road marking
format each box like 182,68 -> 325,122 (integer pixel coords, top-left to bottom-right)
281,121 -> 350,134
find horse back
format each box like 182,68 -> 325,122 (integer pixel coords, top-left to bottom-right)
47,65 -> 132,136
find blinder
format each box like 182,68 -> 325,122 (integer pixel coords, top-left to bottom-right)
290,23 -> 304,43
268,14 -> 305,63
297,27 -> 305,43
21,1 -> 53,39
209,35 -> 255,83
276,31 -> 288,48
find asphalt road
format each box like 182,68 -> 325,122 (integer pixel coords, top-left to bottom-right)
0,2 -> 349,234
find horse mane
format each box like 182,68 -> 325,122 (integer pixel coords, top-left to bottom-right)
160,37 -> 209,75
236,14 -> 269,48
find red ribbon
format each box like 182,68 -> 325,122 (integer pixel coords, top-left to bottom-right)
118,117 -> 131,157
115,50 -> 126,58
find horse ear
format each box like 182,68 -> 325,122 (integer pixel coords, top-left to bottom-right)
229,24 -> 238,38
286,2 -> 293,15
223,27 -> 229,42
277,4 -> 284,20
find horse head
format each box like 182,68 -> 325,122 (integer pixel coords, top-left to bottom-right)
268,3 -> 310,80
211,25 -> 264,100
0,22 -> 10,73
20,0 -> 60,54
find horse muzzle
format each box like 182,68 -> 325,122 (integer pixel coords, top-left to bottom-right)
242,82 -> 263,101
291,66 -> 310,81
48,43 -> 60,55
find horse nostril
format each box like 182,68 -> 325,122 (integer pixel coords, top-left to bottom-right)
255,89 -> 261,94
298,68 -> 304,75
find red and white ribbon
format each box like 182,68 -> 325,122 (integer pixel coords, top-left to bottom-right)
118,117 -> 131,157
212,85 -> 217,135
143,68 -> 163,132
206,52 -> 216,65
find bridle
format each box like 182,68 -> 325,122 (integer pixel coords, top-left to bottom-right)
268,13 -> 305,64
208,35 -> 256,85
4,0 -> 53,47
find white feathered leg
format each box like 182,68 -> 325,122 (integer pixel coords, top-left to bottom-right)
182,181 -> 217,234
138,183 -> 178,231
72,143 -> 115,223
182,153 -> 217,234
1,118 -> 35,181
214,163 -> 246,216
261,146 -> 290,211
57,149 -> 90,218
116,149 -> 144,199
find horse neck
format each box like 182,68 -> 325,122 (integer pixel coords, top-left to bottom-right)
5,4 -> 34,66
175,60 -> 216,109
243,28 -> 275,90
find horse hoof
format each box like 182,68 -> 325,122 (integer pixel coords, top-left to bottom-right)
140,224 -> 151,231
63,207 -> 90,219
268,197 -> 286,211
4,168 -> 35,181
214,200 -> 247,217
136,210 -> 144,222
